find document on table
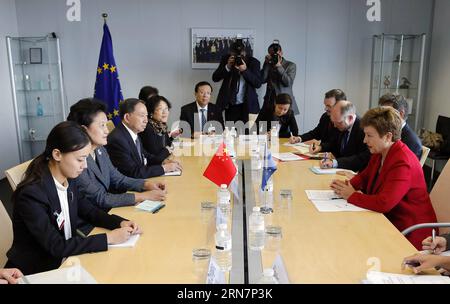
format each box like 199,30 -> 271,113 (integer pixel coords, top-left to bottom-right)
109,234 -> 140,248
365,271 -> 450,284
309,166 -> 357,175
290,145 -> 310,154
283,142 -> 309,148
164,170 -> 182,176
272,152 -> 307,162
309,199 -> 369,212
305,190 -> 369,212
18,266 -> 97,284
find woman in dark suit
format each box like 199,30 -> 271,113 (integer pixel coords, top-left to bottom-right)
255,93 -> 299,138
5,121 -> 142,275
68,98 -> 167,213
139,95 -> 182,163
331,107 -> 437,250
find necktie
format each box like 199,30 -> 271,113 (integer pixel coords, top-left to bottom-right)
200,109 -> 206,132
340,130 -> 350,155
135,137 -> 143,164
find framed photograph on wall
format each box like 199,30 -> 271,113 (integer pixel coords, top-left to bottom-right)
191,28 -> 255,69
29,48 -> 42,64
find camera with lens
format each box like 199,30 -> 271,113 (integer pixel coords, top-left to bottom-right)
271,44 -> 280,65
235,55 -> 243,66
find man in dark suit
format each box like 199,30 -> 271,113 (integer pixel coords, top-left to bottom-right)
212,39 -> 262,125
290,89 -> 346,145
379,93 -> 422,159
311,101 -> 371,172
179,81 -> 224,138
106,99 -> 182,179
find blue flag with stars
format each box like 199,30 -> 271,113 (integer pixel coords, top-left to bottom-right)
94,23 -> 123,125
261,143 -> 277,191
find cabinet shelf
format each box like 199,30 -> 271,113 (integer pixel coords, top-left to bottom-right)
19,113 -> 55,118
22,138 -> 46,142
17,89 -> 57,92
14,62 -> 59,66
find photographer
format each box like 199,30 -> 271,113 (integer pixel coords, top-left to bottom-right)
212,39 -> 262,125
261,41 -> 299,115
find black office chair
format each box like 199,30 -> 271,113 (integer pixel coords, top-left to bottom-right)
428,115 -> 450,187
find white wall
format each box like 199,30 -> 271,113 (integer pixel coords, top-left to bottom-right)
0,0 -> 435,173
0,0 -> 20,178
425,0 -> 450,131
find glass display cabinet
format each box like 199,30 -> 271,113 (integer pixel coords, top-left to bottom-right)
369,34 -> 427,131
6,35 -> 67,162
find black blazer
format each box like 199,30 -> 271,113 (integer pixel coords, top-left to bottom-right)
212,54 -> 262,114
321,117 -> 371,172
106,122 -> 165,179
179,101 -> 224,137
139,123 -> 172,163
6,166 -> 124,275
254,106 -> 299,138
402,122 -> 422,160
300,112 -> 340,143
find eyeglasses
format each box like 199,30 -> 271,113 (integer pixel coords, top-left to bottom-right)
155,107 -> 169,114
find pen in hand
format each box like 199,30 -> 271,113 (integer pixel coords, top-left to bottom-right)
432,229 -> 436,254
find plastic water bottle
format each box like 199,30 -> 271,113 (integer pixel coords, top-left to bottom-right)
215,223 -> 232,271
230,127 -> 237,138
258,268 -> 279,284
217,184 -> 231,214
36,97 -> 44,116
249,207 -> 265,250
270,125 -> 278,142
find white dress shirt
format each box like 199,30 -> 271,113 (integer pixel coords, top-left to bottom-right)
53,177 -> 72,240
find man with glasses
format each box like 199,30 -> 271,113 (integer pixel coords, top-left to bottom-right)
180,81 -> 224,138
106,98 -> 181,178
290,89 -> 346,145
379,93 -> 422,159
310,101 -> 370,172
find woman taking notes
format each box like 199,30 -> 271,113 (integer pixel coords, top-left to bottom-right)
254,93 -> 299,138
330,107 -> 437,250
5,122 -> 141,274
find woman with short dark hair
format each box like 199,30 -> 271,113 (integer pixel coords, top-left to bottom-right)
330,107 -> 437,250
254,93 -> 299,138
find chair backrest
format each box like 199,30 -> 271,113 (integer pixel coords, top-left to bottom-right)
430,160 -> 450,234
106,120 -> 115,133
0,200 -> 13,267
420,146 -> 430,167
5,159 -> 32,191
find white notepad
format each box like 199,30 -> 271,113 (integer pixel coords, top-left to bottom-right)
164,170 -> 182,176
272,152 -> 306,162
309,167 -> 356,175
305,190 -> 341,200
18,265 -> 97,284
135,200 -> 164,212
365,271 -> 450,284
109,233 -> 140,248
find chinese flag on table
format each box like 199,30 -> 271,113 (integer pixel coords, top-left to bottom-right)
203,142 -> 237,187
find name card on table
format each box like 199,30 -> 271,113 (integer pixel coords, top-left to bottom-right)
206,257 -> 226,284
272,254 -> 290,284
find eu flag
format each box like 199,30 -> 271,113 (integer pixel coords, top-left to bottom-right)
261,143 -> 277,191
94,23 -> 124,125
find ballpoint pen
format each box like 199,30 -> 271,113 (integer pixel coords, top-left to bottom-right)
432,229 -> 436,254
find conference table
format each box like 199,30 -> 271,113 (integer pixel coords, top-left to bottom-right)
62,137 -> 423,284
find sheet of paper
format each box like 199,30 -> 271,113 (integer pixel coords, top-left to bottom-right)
272,152 -> 306,162
305,190 -> 341,200
109,233 -> 140,248
18,266 -> 97,284
309,166 -> 356,175
366,271 -> 450,284
283,142 -> 309,148
164,170 -> 182,176
135,200 -> 163,212
309,199 -> 369,212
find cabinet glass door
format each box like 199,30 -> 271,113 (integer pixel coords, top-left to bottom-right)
7,36 -> 67,162
370,34 -> 426,131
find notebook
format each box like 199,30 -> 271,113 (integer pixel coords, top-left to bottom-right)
135,200 -> 164,212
